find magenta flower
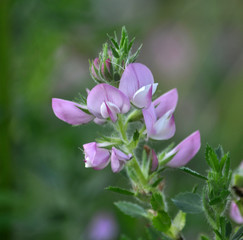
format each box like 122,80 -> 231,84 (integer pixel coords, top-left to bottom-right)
166,131 -> 201,168
119,63 -> 158,108
83,142 -> 110,170
142,89 -> 178,140
230,201 -> 243,224
111,147 -> 132,173
87,83 -> 130,122
52,98 -> 94,125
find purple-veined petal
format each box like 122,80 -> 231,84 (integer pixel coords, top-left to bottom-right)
230,201 -> 243,224
83,142 -> 110,170
153,88 -> 178,118
132,83 -> 158,108
151,149 -> 158,172
52,98 -> 94,125
149,110 -> 176,140
119,63 -> 154,100
167,130 -> 201,168
87,83 -> 130,120
142,104 -> 157,136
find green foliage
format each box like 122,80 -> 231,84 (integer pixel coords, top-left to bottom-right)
152,210 -> 171,232
114,201 -> 148,218
105,186 -> 134,196
170,211 -> 186,237
179,167 -> 208,180
172,192 -> 203,214
231,226 -> 243,240
201,235 -> 210,240
150,192 -> 165,211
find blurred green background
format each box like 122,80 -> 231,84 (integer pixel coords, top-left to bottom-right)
1,0 -> 243,239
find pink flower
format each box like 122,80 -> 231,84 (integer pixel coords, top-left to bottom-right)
166,131 -> 201,168
119,63 -> 158,108
52,98 -> 94,125
83,142 -> 110,170
111,147 -> 132,173
91,58 -> 100,79
230,201 -> 243,224
142,89 -> 178,140
87,83 -> 130,122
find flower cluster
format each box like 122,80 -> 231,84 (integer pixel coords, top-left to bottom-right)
52,62 -> 201,173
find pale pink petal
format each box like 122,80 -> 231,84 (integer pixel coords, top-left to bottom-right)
94,118 -> 106,125
100,102 -> 120,122
111,147 -> 132,173
132,83 -> 158,109
142,104 -> 157,136
167,131 -> 201,167
153,88 -> 178,118
119,63 -> 154,100
87,84 -> 130,120
52,98 -> 94,125
230,201 -> 243,224
149,110 -> 176,140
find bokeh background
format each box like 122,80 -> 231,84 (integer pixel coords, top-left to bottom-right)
1,0 -> 243,239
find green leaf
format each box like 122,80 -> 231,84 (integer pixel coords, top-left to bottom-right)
232,226 -> 243,240
151,192 -> 164,211
213,229 -> 223,240
205,144 -> 220,171
133,129 -> 139,142
110,46 -> 119,58
151,177 -> 164,188
114,201 -> 147,218
215,145 -> 224,160
180,167 -> 208,180
172,192 -> 203,214
105,186 -> 134,196
170,211 -> 186,235
225,220 -> 232,238
108,35 -> 119,49
152,210 -> 171,232
128,37 -> 135,51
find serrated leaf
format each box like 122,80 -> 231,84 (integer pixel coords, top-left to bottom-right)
151,192 -> 164,211
180,167 -> 208,180
172,192 -> 203,214
105,186 -> 134,196
114,201 -> 147,218
205,144 -> 220,171
108,35 -> 119,49
232,226 -> 243,240
152,210 -> 171,232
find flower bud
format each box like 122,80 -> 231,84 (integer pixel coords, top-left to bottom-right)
91,58 -> 100,81
101,58 -> 112,79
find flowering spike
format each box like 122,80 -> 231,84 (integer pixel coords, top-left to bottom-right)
52,98 -> 94,125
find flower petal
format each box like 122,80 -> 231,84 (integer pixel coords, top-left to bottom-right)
149,110 -> 176,140
153,88 -> 178,118
119,63 -> 154,100
87,83 -> 130,120
142,104 -> 157,136
52,98 -> 94,125
230,201 -> 243,224
83,142 -> 110,170
132,83 -> 158,108
167,131 -> 201,168
100,101 -> 120,122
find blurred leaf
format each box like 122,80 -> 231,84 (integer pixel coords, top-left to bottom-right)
151,192 -> 164,211
172,211 -> 186,233
215,145 -> 224,160
172,192 -> 203,214
232,226 -> 243,240
201,235 -> 210,240
105,186 -> 134,196
114,201 -> 147,218
179,167 -> 208,180
152,210 -> 171,232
